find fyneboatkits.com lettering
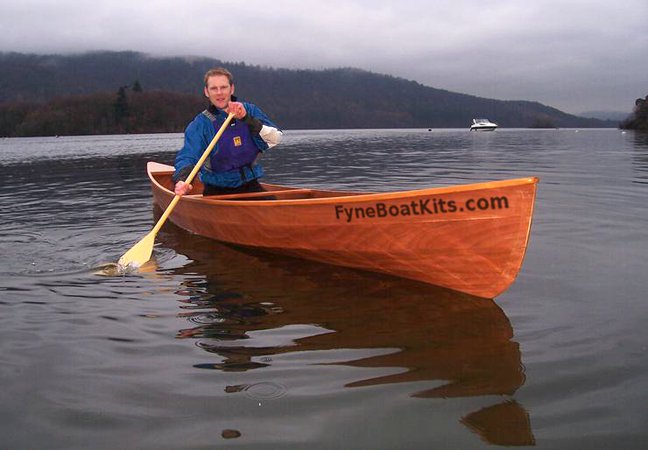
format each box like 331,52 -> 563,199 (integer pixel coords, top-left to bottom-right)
334,197 -> 509,223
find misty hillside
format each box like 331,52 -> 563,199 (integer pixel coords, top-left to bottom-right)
0,51 -> 616,130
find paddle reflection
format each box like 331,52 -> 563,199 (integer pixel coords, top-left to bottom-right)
158,223 -> 534,445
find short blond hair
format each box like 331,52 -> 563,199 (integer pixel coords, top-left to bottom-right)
204,67 -> 234,87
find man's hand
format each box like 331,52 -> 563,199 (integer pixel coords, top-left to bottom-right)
174,180 -> 193,196
225,101 -> 247,119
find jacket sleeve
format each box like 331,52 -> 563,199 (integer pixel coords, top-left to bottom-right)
173,115 -> 211,182
245,103 -> 283,150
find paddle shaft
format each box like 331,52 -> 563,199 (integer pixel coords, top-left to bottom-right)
118,112 -> 235,268
151,112 -> 235,236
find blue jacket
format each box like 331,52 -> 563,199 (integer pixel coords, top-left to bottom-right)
174,102 -> 279,188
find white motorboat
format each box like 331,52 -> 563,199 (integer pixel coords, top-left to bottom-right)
470,118 -> 498,131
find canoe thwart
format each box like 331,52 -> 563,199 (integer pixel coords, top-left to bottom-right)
206,188 -> 315,201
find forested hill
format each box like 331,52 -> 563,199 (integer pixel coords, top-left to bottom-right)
0,51 -> 615,135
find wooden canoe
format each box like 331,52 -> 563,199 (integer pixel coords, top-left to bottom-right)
147,162 -> 538,298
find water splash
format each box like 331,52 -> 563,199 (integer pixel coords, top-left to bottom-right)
93,259 -> 159,276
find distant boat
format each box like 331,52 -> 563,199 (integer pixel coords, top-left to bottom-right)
470,118 -> 498,131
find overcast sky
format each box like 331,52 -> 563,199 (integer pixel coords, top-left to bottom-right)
2,0 -> 647,115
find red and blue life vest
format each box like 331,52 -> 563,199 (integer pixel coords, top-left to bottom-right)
208,118 -> 259,173
174,101 -> 279,188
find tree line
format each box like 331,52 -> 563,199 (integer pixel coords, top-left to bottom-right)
0,85 -> 206,137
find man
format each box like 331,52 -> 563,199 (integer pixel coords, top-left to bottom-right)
173,67 -> 282,196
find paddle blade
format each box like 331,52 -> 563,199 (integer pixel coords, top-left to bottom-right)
118,231 -> 156,270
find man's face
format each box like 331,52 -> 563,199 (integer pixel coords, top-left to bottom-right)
204,75 -> 234,109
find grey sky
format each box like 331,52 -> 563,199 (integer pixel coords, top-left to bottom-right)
1,0 -> 647,114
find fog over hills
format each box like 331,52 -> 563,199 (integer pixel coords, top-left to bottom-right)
0,51 -> 618,132
579,111 -> 630,121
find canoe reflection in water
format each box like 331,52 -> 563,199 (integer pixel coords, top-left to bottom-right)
158,220 -> 535,446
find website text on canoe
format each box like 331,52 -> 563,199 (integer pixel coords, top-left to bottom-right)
334,196 -> 510,223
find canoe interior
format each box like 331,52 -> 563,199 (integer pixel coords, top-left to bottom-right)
153,170 -> 365,201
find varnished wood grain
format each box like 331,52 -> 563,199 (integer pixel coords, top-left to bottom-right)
147,162 -> 538,298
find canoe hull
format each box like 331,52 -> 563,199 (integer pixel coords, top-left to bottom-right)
148,162 -> 538,298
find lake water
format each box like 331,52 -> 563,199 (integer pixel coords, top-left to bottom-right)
1,128 -> 647,449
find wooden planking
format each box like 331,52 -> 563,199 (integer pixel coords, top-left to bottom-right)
148,161 -> 538,298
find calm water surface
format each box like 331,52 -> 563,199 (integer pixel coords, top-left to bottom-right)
1,129 -> 647,448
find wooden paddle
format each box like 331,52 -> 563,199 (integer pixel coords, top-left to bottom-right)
118,112 -> 235,269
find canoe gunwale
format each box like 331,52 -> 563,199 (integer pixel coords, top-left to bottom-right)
147,162 -> 539,207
